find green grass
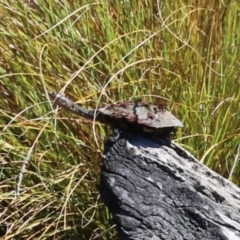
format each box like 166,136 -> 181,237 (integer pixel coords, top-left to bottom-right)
0,0 -> 239,239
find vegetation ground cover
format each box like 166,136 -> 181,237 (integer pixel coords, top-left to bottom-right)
0,1 -> 239,239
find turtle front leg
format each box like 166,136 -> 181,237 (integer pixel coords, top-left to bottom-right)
108,127 -> 121,142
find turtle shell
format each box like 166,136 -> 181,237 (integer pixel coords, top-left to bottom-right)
98,101 -> 183,130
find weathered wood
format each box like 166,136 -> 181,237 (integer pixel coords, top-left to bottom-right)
100,132 -> 240,240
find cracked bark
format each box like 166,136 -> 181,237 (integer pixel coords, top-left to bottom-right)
100,132 -> 240,240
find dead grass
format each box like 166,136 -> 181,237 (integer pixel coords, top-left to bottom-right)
0,0 -> 239,239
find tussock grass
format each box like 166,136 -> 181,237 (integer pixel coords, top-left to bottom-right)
0,0 -> 239,239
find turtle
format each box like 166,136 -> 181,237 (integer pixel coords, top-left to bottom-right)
49,92 -> 183,140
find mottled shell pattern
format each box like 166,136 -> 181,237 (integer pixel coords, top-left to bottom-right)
99,101 -> 183,129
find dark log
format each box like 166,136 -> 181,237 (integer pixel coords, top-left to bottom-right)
100,132 -> 240,240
